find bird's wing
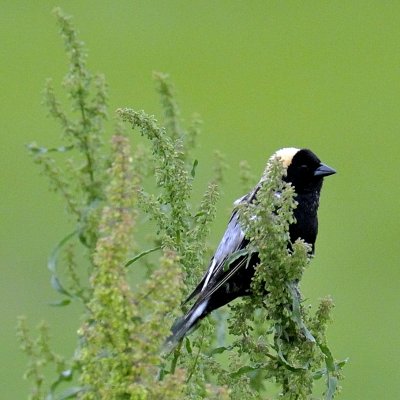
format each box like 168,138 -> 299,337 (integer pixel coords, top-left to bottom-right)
185,184 -> 260,303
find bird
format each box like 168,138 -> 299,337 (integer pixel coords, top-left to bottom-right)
169,147 -> 336,344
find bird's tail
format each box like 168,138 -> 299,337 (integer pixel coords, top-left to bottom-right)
165,298 -> 209,349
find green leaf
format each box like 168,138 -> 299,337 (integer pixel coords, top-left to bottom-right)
317,343 -> 348,399
230,364 -> 262,378
274,335 -> 308,372
54,386 -> 87,400
49,299 -> 71,307
287,281 -> 315,343
50,275 -> 72,297
125,246 -> 161,267
325,376 -> 338,400
313,368 -> 326,380
337,358 -> 349,368
222,248 -> 250,272
191,159 -> 198,178
319,343 -> 335,372
208,345 -> 233,356
185,337 -> 192,354
47,368 -> 75,400
158,365 -> 169,380
276,347 -> 307,372
170,340 -> 183,375
313,358 -> 348,381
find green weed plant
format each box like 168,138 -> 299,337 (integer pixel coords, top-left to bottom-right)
18,8 -> 345,400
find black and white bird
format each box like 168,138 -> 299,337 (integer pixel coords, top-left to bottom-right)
169,147 -> 336,344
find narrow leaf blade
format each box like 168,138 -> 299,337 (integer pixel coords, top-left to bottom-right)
125,246 -> 161,268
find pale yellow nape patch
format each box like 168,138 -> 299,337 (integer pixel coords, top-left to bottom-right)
271,147 -> 300,168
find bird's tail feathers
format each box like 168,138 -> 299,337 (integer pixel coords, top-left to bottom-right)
164,298 -> 209,350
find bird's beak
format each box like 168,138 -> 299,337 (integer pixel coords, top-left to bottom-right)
314,163 -> 336,177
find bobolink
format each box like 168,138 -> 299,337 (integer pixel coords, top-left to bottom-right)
170,147 -> 336,343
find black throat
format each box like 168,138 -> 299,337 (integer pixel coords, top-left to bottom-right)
289,189 -> 321,253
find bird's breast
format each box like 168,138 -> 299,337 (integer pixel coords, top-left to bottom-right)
290,192 -> 320,250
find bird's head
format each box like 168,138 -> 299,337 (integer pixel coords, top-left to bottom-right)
270,147 -> 336,193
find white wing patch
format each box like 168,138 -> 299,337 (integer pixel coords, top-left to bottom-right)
202,259 -> 217,290
188,299 -> 208,326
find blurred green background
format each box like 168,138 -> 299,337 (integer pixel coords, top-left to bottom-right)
1,1 -> 399,398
